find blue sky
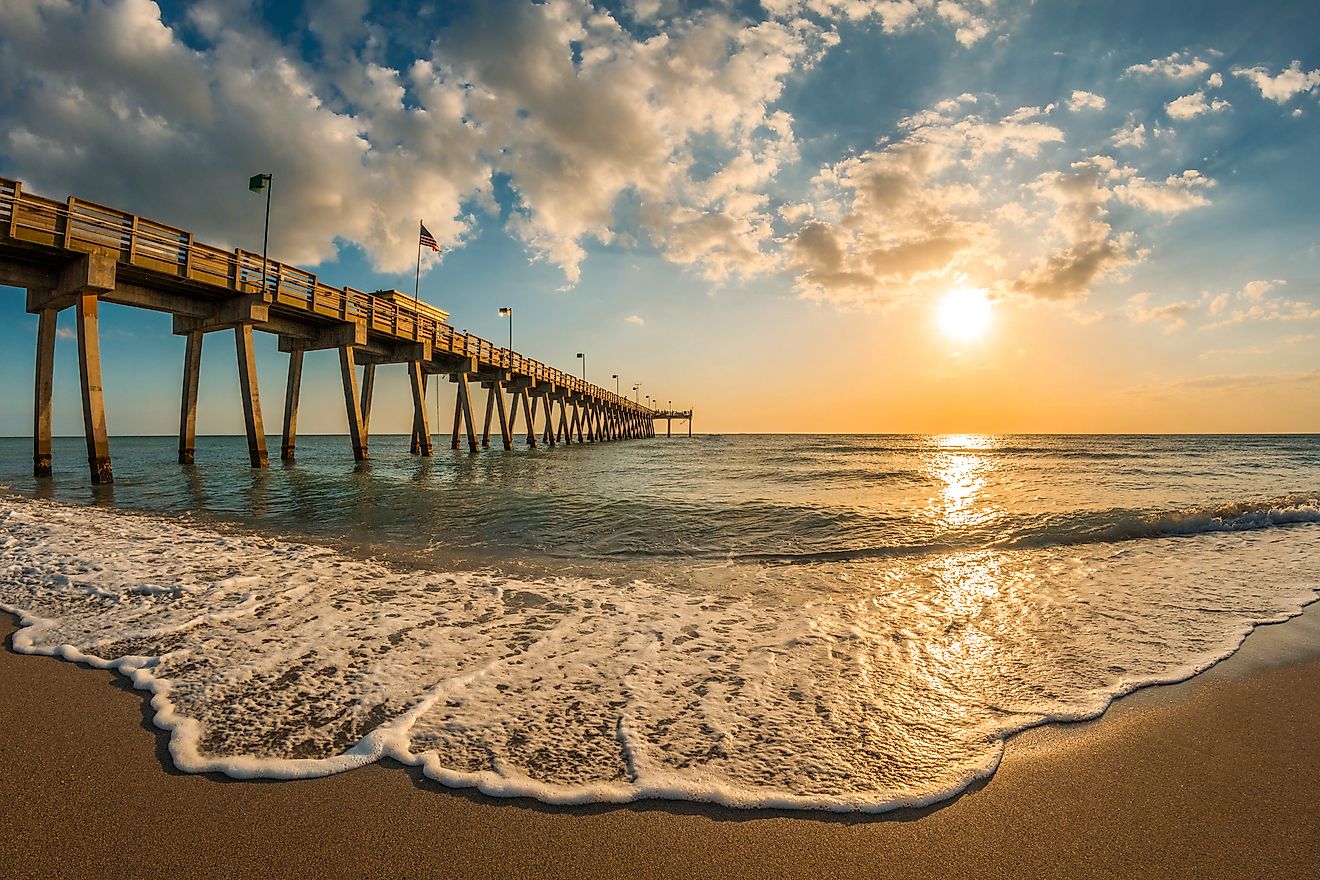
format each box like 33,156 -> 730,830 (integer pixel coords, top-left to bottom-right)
1,0 -> 1318,435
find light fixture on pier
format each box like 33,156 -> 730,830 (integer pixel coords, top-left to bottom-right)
576,352 -> 585,381
247,172 -> 273,295
632,383 -> 640,403
612,374 -> 619,396
498,307 -> 512,366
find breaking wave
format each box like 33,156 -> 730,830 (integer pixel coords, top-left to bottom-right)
3,492 -> 1317,812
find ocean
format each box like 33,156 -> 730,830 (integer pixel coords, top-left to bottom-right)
1,433 -> 1317,812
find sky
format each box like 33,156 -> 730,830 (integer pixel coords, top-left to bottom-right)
1,0 -> 1319,436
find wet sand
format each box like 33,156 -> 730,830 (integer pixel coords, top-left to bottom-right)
1,612 -> 1317,879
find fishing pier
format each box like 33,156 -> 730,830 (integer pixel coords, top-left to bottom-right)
0,178 -> 686,484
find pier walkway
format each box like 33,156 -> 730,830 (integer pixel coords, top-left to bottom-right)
0,178 -> 676,484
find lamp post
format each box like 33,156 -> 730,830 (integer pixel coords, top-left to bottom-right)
632,383 -> 640,403
248,173 -> 273,294
576,352 -> 585,382
498,307 -> 512,367
612,374 -> 619,396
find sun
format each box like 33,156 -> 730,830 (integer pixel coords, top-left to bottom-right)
936,287 -> 992,343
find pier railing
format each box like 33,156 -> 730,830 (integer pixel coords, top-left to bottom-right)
0,178 -> 640,411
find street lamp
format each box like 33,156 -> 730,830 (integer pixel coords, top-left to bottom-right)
576,352 -> 585,382
498,307 -> 512,367
248,172 -> 273,294
632,383 -> 640,403
612,374 -> 619,396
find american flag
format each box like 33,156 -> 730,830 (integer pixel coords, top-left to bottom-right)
419,223 -> 439,252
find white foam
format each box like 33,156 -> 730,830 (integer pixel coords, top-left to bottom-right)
1,494 -> 1317,812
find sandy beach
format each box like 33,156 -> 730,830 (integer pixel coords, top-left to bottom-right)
2,610 -> 1316,880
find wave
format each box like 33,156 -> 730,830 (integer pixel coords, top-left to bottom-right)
707,497 -> 1320,566
1002,495 -> 1320,550
1,494 -> 1318,813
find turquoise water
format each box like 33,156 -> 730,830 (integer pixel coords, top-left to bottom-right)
1,434 -> 1318,810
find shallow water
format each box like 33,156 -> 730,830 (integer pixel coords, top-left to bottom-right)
1,434 -> 1317,811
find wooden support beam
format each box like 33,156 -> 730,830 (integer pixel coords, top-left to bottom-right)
75,295 -> 112,484
281,350 -> 303,461
519,389 -> 537,448
535,395 -> 555,447
234,324 -> 269,468
481,382 -> 496,448
360,363 -> 376,437
558,396 -> 571,445
450,388 -> 463,451
451,372 -> 479,453
172,294 -> 269,335
572,401 -> 584,444
4,263 -> 57,292
409,363 -> 432,456
339,346 -> 368,461
33,307 -> 55,477
178,330 -> 202,464
27,252 -> 116,314
505,386 -> 518,437
429,354 -> 477,375
354,340 -> 432,366
496,383 -> 513,450
277,321 -> 366,352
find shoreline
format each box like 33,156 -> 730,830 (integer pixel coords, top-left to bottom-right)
2,608 -> 1318,878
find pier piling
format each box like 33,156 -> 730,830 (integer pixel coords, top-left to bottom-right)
178,330 -> 203,464
281,350 -> 302,461
33,307 -> 55,477
408,364 -> 432,456
76,294 -> 113,483
234,324 -> 269,468
339,346 -> 369,461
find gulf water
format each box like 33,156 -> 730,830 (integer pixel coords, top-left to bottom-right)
1,434 -> 1317,811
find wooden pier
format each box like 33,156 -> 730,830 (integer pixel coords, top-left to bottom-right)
650,410 -> 694,438
0,178 -> 677,484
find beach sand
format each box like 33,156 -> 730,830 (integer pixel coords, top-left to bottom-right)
2,611 -> 1317,880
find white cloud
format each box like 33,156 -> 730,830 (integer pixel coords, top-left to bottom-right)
1232,60 -> 1320,103
1112,169 -> 1215,215
1011,165 -> 1143,302
1165,91 -> 1231,120
1111,122 -> 1147,149
1207,72 -> 1223,88
1124,292 -> 1193,332
788,99 -> 1069,307
1125,278 -> 1315,334
767,0 -> 1001,46
1124,51 -> 1213,80
1068,90 -> 1106,111
1205,279 -> 1320,327
624,314 -> 645,326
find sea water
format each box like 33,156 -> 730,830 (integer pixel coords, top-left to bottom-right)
1,433 -> 1317,812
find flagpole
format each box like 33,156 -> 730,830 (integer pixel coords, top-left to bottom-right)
415,219 -> 422,299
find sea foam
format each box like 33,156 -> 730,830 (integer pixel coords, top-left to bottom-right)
1,493 -> 1317,812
